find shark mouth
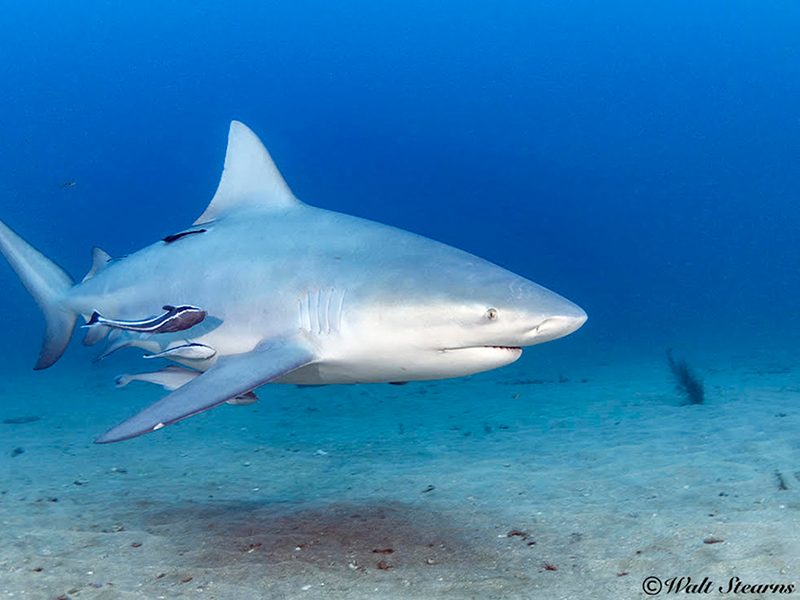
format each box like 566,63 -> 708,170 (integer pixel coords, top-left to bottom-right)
439,346 -> 524,369
442,345 -> 522,353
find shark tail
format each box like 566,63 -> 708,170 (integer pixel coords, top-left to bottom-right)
0,218 -> 77,369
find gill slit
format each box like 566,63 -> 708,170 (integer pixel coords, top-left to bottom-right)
323,288 -> 334,334
299,288 -> 346,335
336,289 -> 346,333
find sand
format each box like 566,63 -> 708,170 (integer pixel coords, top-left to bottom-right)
1,344 -> 798,599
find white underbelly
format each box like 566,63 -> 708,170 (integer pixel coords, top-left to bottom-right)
274,346 -> 523,384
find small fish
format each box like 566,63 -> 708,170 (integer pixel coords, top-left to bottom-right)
116,365 -> 258,405
116,365 -> 198,390
83,305 -> 206,334
225,393 -> 259,406
144,343 -> 216,360
59,181 -> 76,189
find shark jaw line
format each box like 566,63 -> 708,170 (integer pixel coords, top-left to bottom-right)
435,345 -> 524,375
439,345 -> 524,368
441,345 -> 522,353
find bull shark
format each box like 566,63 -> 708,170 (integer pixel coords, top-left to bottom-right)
0,121 -> 587,444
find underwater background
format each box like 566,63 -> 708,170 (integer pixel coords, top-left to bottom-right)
1,0 -> 798,364
0,1 -> 798,599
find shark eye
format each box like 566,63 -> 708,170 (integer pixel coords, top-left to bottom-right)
485,308 -> 498,321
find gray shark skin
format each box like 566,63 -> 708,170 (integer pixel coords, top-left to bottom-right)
0,121 -> 587,443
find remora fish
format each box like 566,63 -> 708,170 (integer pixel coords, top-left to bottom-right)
143,343 -> 217,360
116,365 -> 257,405
0,121 -> 586,444
84,305 -> 206,334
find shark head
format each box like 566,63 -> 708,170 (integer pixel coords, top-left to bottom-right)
441,273 -> 587,351
332,242 -> 587,382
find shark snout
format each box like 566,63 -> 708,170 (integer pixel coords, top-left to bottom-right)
528,305 -> 587,344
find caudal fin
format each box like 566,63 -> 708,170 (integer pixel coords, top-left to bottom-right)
0,218 -> 77,369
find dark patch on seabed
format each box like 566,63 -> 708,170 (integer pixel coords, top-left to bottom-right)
115,500 -> 533,596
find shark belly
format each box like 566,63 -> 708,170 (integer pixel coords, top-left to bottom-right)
275,346 -> 523,384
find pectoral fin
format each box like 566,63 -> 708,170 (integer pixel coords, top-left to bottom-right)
94,338 -> 316,443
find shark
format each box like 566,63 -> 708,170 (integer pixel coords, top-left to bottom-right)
0,121 -> 587,444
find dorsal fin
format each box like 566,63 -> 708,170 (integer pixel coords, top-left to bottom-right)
82,247 -> 112,283
194,121 -> 301,225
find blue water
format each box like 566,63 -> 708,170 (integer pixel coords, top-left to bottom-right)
1,0 -> 798,360
2,4 -> 799,597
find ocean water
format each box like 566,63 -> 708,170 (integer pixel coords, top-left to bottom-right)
1,1 -> 798,599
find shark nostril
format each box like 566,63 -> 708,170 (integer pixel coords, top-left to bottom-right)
532,313 -> 587,339
534,317 -> 564,336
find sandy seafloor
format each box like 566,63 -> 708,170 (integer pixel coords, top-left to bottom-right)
1,342 -> 798,600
